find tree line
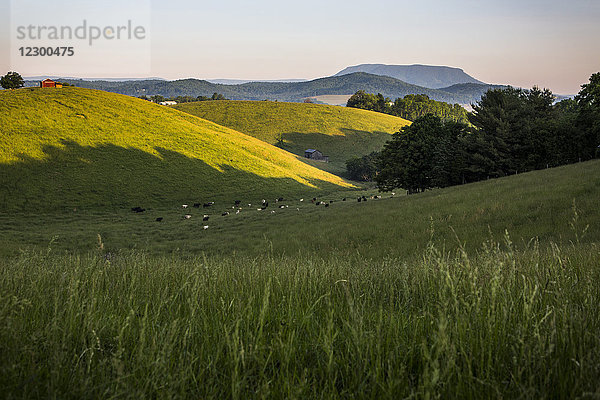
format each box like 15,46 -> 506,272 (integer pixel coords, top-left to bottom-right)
139,93 -> 228,104
347,90 -> 470,124
347,73 -> 600,193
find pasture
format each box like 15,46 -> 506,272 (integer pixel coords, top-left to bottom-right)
1,160 -> 598,259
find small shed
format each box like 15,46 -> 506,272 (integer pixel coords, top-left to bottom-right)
159,101 -> 177,106
304,149 -> 329,162
40,79 -> 62,88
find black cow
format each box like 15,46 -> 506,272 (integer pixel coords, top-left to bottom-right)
203,215 -> 209,221
156,217 -> 163,222
131,207 -> 145,213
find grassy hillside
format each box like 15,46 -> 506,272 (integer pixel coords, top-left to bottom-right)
1,159 -> 598,259
173,100 -> 410,174
0,87 -> 352,211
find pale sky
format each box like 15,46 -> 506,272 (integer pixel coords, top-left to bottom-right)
2,0 -> 599,94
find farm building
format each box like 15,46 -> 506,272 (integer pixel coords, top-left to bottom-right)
159,101 -> 177,106
304,149 -> 329,162
40,79 -> 62,88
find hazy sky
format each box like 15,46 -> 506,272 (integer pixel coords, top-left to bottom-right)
2,0 -> 599,93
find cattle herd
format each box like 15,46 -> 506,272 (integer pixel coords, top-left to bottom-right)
130,192 -> 397,229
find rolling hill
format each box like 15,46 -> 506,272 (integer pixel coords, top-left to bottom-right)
0,87 -> 353,211
31,73 -> 502,104
334,64 -> 484,89
173,100 -> 411,175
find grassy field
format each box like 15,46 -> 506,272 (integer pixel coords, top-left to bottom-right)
0,87 -> 352,212
1,160 -> 598,259
173,101 -> 410,175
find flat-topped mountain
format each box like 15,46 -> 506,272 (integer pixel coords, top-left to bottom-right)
334,64 -> 484,89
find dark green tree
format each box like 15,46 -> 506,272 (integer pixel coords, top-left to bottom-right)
1,71 -> 25,89
377,115 -> 445,193
346,152 -> 380,181
150,95 -> 165,103
575,72 -> 600,160
347,90 -> 379,110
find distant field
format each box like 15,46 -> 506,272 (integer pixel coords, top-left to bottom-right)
0,87 -> 352,211
305,94 -> 353,105
173,100 -> 410,175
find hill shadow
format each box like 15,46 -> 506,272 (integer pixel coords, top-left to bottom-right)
0,140 -> 348,211
280,128 -> 392,163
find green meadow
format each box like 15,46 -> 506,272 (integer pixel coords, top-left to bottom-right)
0,87 -> 351,212
1,87 -> 600,398
173,100 -> 410,175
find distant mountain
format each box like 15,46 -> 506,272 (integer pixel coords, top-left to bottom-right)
334,64 -> 484,89
207,78 -> 308,85
31,72 -> 501,105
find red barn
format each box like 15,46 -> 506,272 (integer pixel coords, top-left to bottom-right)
40,79 -> 62,88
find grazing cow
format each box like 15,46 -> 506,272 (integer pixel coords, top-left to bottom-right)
236,209 -> 240,214
279,205 -> 285,209
261,200 -> 269,209
131,206 -> 145,213
329,200 -> 333,204
391,192 -> 396,197
193,203 -> 201,208
222,212 -> 229,216
203,225 -> 209,230
325,203 -> 329,208
203,202 -> 214,208
156,217 -> 163,222
300,198 -> 304,202
182,204 -> 188,209
271,210 -> 276,214
183,215 -> 192,219
278,197 -> 284,202
342,198 -> 346,201
203,215 -> 209,221
234,200 -> 241,206
248,203 -> 252,207
357,197 -> 362,203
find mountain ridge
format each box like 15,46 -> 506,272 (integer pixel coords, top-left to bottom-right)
26,73 -> 503,105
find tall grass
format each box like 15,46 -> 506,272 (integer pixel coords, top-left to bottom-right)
1,238 -> 599,399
